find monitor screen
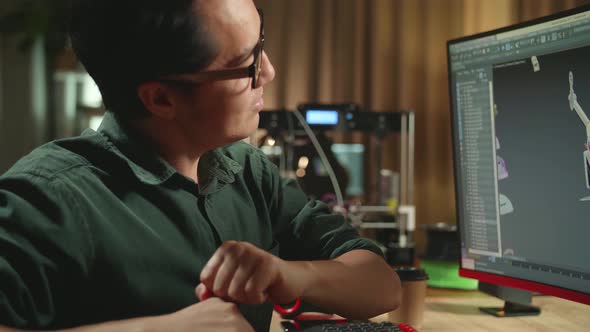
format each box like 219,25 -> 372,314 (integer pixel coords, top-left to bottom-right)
448,6 -> 590,304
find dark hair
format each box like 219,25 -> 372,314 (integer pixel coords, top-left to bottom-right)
69,0 -> 218,119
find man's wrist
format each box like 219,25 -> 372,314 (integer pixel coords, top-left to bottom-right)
280,259 -> 318,300
56,315 -> 164,332
134,315 -> 163,332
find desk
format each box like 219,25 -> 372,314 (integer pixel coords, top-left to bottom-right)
269,288 -> 590,331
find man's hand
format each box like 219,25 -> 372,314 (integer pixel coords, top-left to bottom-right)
0,297 -> 256,332
198,241 -> 304,305
154,297 -> 254,332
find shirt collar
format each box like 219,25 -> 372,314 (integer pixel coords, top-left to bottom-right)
94,112 -> 242,193
198,148 -> 243,195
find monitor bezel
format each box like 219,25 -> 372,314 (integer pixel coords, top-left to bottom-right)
447,4 -> 590,306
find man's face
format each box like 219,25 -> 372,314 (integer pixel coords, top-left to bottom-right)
175,0 -> 275,147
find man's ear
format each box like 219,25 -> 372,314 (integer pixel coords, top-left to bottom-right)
137,82 -> 177,120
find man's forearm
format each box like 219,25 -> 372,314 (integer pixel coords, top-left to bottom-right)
285,250 -> 402,320
0,315 -> 156,332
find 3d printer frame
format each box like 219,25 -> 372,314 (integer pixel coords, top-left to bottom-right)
257,104 -> 416,244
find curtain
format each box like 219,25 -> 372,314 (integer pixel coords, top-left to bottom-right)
256,0 -> 589,250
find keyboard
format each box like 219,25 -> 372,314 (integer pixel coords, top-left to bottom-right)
280,321 -> 417,332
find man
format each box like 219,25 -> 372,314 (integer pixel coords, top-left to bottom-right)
0,0 -> 401,331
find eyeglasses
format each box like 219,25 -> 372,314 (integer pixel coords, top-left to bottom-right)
159,8 -> 265,89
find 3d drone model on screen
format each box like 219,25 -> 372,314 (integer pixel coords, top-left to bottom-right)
567,71 -> 590,191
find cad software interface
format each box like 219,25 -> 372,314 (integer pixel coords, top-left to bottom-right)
449,9 -> 590,294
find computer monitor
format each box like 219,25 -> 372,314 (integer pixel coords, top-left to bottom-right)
448,5 -> 590,315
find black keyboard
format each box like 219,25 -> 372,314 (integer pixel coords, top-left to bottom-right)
281,321 -> 414,332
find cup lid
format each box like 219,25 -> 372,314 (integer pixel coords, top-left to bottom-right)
394,266 -> 429,281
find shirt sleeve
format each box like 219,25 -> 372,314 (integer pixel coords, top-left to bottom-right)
256,150 -> 383,261
0,174 -> 93,329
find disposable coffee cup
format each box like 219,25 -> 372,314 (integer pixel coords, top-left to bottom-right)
388,266 -> 428,329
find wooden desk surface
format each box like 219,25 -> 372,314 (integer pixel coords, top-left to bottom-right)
270,288 -> 590,331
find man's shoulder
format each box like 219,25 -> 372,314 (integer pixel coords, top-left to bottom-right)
2,132 -> 106,183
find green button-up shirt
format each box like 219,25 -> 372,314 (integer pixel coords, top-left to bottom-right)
0,112 -> 382,331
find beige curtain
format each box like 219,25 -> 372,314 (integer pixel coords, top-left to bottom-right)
256,0 -> 589,250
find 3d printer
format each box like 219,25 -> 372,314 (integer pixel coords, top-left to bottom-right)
256,104 -> 416,265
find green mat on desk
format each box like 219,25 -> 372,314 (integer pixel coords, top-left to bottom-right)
421,260 -> 478,290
